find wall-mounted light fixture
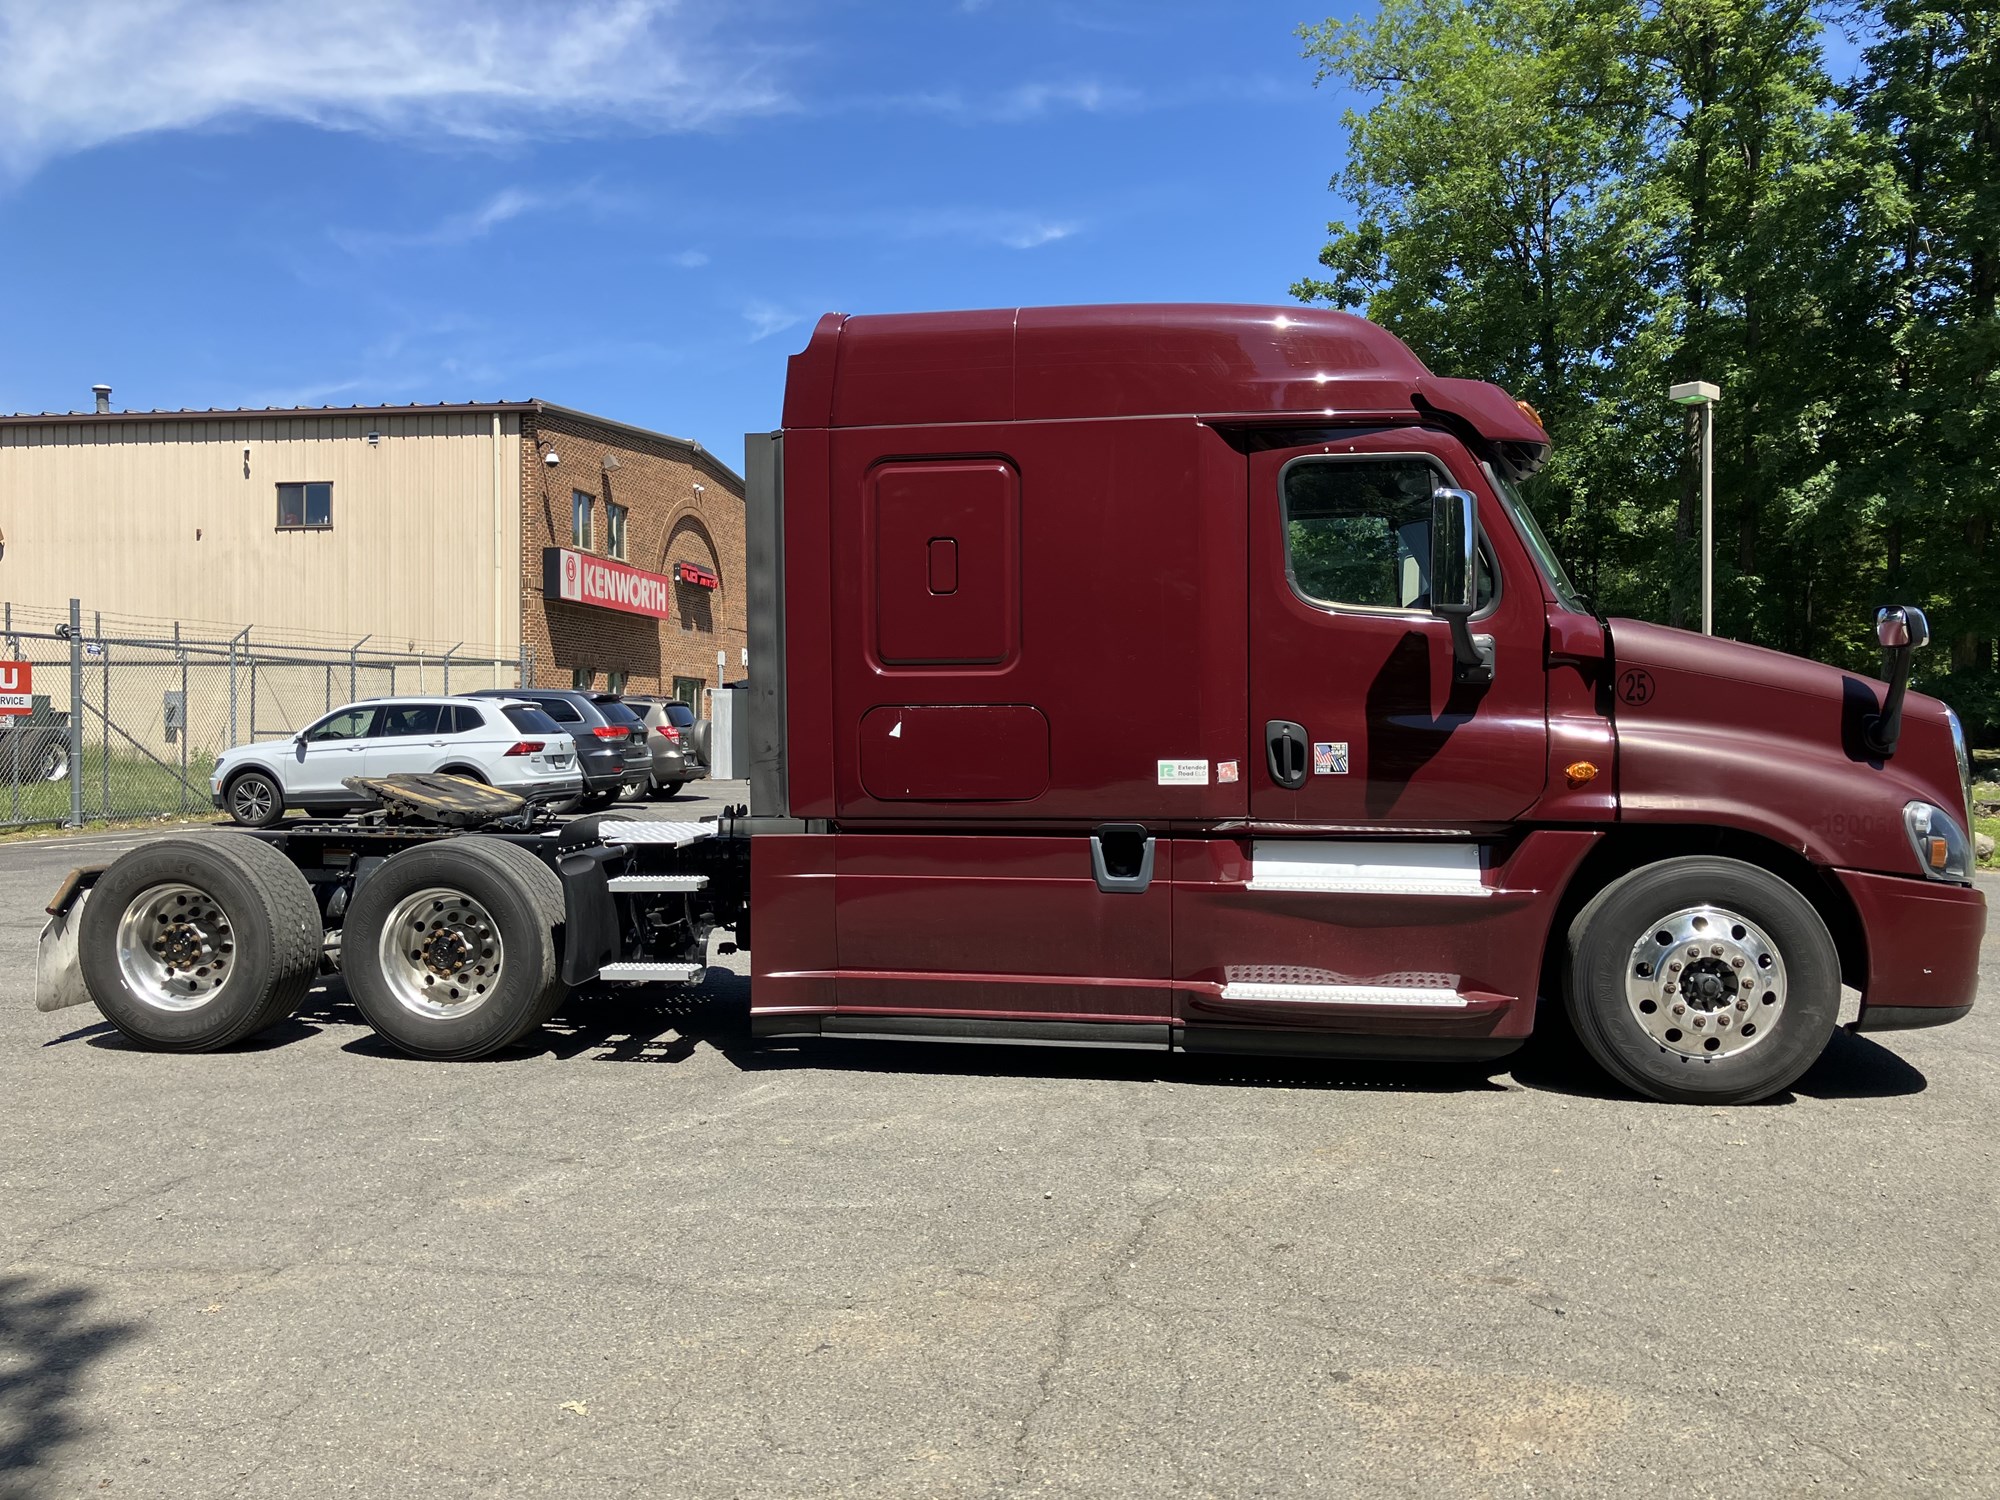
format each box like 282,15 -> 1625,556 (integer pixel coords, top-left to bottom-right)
366,429 -> 381,447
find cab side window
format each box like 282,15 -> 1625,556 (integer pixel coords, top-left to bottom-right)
1283,456 -> 1493,612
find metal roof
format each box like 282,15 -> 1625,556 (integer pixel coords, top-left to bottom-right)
0,397 -> 744,489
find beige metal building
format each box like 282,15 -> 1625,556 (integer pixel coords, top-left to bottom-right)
0,392 -> 746,698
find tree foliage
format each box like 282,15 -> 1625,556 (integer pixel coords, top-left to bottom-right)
1296,0 -> 2000,735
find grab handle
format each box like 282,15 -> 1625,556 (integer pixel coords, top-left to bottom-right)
1090,824 -> 1155,894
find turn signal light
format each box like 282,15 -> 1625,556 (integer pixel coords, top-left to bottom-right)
592,725 -> 629,739
503,740 -> 545,756
1564,760 -> 1600,788
1928,836 -> 1950,871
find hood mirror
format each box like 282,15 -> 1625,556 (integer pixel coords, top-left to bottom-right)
1429,487 -> 1493,683
1865,605 -> 1931,757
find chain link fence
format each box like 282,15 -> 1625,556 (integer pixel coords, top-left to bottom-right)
0,599 -> 532,831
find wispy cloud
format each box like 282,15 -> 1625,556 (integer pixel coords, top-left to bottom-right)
330,181 -> 634,255
669,249 -> 711,269
788,205 -> 1083,251
0,0 -> 790,184
880,76 -> 1145,124
742,301 -> 805,343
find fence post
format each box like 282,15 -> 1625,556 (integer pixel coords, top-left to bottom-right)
177,621 -> 189,814
97,611 -> 108,818
7,603 -> 17,825
67,598 -> 83,828
443,644 -> 460,697
350,635 -> 370,703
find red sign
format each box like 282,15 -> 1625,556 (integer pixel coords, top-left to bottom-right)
676,560 -> 719,590
543,548 -> 674,619
0,661 -> 30,715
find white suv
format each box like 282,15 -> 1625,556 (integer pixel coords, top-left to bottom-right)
211,697 -> 582,828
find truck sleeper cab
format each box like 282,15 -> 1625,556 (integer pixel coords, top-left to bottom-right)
36,304 -> 1984,1107
740,304 -> 1984,1105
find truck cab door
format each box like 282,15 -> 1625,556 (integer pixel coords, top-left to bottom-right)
1247,431 -> 1547,825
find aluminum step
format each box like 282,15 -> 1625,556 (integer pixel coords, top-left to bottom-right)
1219,981 -> 1472,1008
596,961 -> 705,983
606,874 -> 708,892
597,819 -> 714,848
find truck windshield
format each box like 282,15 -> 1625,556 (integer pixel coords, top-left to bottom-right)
1484,463 -> 1588,614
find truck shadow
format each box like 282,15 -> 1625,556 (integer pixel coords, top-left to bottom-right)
1506,1004 -> 1928,1103
0,1273 -> 140,1497
69,973 -> 1929,1102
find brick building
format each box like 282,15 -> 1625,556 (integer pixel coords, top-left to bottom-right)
519,405 -> 746,705
0,394 -> 746,711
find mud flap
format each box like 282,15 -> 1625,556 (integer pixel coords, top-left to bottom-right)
35,888 -> 93,1013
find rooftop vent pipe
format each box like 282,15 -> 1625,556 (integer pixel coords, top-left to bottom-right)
91,384 -> 111,414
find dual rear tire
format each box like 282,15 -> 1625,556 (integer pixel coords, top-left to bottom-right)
79,831 -> 566,1060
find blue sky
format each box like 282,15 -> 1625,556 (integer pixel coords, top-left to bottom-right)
0,0 -> 1365,464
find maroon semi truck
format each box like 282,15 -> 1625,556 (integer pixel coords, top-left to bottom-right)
37,305 -> 1986,1105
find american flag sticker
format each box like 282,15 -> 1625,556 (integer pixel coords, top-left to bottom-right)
1313,741 -> 1349,775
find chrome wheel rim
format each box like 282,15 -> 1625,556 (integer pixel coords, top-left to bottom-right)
377,887 -> 504,1021
1625,905 -> 1788,1060
230,776 -> 275,823
115,883 -> 237,1012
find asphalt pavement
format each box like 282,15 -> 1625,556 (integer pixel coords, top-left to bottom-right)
2,793 -> 1996,1499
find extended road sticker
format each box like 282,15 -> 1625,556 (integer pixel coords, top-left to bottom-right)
1157,759 -> 1210,785
1314,742 -> 1349,775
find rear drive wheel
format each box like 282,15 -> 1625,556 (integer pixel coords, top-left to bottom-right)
78,833 -> 321,1050
342,836 -> 565,1059
1564,856 -> 1839,1104
224,769 -> 285,828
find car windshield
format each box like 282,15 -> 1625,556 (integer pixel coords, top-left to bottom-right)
1484,463 -> 1588,614
502,705 -> 566,734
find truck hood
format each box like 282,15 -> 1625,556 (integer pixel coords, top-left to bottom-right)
1608,618 -> 1966,878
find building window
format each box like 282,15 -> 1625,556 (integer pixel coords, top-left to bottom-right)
573,490 -> 593,550
606,501 -> 627,560
277,482 -> 333,530
572,667 -> 596,690
672,676 -> 705,713
605,670 -> 627,694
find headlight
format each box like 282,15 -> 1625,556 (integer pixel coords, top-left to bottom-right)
1947,707 -> 1973,827
1904,800 -> 1972,883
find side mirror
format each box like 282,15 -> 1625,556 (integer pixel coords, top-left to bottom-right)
1865,605 -> 1931,758
1428,487 -> 1477,614
1429,487 -> 1492,683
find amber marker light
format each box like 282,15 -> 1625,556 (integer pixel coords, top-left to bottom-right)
1564,761 -> 1600,788
1517,399 -> 1545,430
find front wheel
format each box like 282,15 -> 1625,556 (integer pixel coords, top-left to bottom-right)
1564,856 -> 1840,1105
224,769 -> 285,828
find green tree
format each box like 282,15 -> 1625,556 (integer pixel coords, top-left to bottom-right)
1294,0 -> 2000,728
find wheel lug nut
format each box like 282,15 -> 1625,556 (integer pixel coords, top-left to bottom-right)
1686,946 -> 1700,958
1742,979 -> 1755,991
1710,945 -> 1724,956
1692,1017 -> 1705,1029
1669,961 -> 1683,972
1672,1003 -> 1686,1016
1717,1015 -> 1730,1027
1731,957 -> 1745,969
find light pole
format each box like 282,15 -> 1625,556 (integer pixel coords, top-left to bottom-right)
1670,380 -> 1721,635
